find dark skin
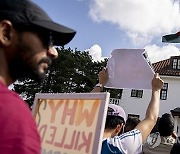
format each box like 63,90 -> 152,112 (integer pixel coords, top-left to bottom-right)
0,20 -> 58,86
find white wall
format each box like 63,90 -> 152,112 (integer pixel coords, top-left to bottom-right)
118,75 -> 180,121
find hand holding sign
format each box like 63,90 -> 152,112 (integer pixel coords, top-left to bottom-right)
105,49 -> 154,90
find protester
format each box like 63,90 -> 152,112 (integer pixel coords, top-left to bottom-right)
0,0 -> 76,153
92,68 -> 164,153
104,104 -> 127,138
143,113 -> 177,154
124,117 -> 141,133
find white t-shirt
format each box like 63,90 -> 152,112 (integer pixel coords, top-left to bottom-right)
101,129 -> 142,154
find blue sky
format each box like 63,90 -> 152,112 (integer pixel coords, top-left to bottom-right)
32,0 -> 180,63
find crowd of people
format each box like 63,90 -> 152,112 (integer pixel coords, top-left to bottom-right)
92,68 -> 180,153
0,0 -> 180,154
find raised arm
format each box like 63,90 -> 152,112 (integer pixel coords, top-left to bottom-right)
135,73 -> 164,142
91,67 -> 108,93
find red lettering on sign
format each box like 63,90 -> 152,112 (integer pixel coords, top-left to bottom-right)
61,100 -> 78,125
78,131 -> 92,153
48,100 -> 63,123
39,125 -> 93,153
75,100 -> 100,127
74,131 -> 80,150
39,124 -> 47,142
64,130 -> 76,149
45,126 -> 57,145
54,127 -> 67,148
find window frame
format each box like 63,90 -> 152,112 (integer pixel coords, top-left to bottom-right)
173,58 -> 177,69
160,83 -> 168,100
128,114 -> 140,119
131,89 -> 143,98
172,58 -> 180,70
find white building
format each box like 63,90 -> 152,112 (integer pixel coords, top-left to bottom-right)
110,56 -> 180,135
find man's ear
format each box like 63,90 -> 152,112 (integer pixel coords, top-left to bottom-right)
0,20 -> 14,46
115,124 -> 124,135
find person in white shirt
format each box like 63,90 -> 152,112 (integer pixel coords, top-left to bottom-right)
92,68 -> 164,154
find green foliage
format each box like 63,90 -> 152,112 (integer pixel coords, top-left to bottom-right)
13,47 -> 107,108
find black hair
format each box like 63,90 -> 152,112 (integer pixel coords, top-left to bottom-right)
124,117 -> 140,133
150,117 -> 160,133
158,113 -> 174,136
105,115 -> 125,130
171,143 -> 180,154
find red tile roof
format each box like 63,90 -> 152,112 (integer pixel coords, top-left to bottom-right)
153,56 -> 180,76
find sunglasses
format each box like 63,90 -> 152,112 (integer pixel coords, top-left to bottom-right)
13,24 -> 54,49
37,31 -> 54,50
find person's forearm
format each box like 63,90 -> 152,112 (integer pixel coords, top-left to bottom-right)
145,89 -> 160,124
135,73 -> 163,142
135,89 -> 161,142
91,68 -> 108,93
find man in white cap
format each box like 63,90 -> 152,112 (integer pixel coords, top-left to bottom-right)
103,104 -> 127,138
92,68 -> 164,153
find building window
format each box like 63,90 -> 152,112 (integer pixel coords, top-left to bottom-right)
160,83 -> 168,100
178,60 -> 180,69
128,114 -> 140,119
173,59 -> 177,69
172,58 -> 180,69
131,89 -> 143,98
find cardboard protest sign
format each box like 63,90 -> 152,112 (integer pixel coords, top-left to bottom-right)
105,49 -> 154,89
32,92 -> 110,154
